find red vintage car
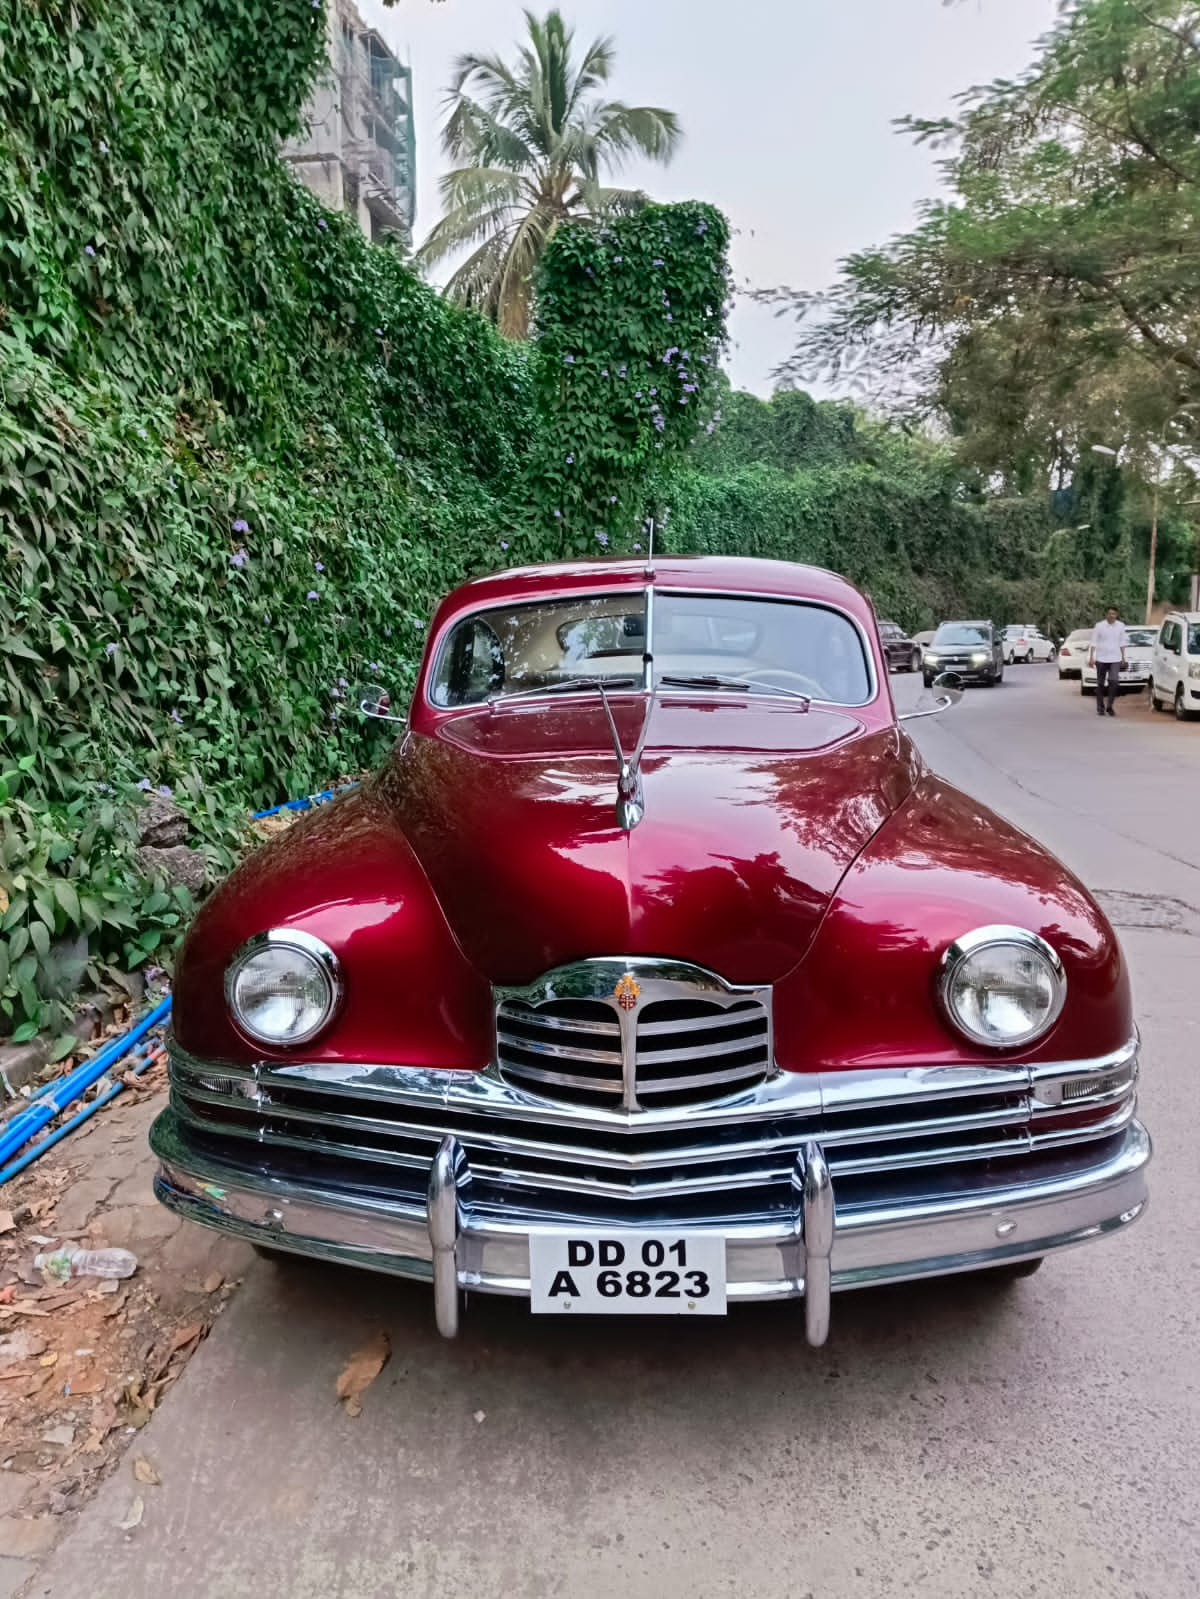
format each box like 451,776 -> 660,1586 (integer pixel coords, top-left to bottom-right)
152,556 -> 1150,1344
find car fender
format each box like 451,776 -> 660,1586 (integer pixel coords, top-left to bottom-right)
773,773 -> 1131,1071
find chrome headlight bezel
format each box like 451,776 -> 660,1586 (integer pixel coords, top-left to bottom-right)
937,925 -> 1066,1051
224,929 -> 342,1048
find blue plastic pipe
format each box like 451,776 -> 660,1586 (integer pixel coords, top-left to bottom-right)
0,1038 -> 165,1185
0,995 -> 172,1169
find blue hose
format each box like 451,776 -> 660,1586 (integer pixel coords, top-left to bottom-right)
0,1038 -> 164,1184
0,995 -> 172,1169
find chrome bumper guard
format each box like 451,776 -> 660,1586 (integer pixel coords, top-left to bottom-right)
151,1041 -> 1150,1346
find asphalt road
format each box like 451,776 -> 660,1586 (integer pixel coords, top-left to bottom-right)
28,666 -> 1200,1599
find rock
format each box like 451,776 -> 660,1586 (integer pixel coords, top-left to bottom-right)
135,844 -> 206,895
0,1041 -> 48,1097
52,1178 -> 114,1235
39,1426 -> 74,1450
137,794 -> 189,849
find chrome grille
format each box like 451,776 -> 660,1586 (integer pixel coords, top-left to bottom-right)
495,959 -> 773,1110
168,1040 -> 1140,1223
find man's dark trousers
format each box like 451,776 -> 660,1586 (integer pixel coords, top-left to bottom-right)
1096,659 -> 1120,714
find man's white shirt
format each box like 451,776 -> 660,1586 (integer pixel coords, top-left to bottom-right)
1091,619 -> 1129,662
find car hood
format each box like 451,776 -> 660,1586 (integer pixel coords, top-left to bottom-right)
378,696 -> 916,986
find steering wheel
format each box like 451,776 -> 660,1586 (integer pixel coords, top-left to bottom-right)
740,667 -> 826,698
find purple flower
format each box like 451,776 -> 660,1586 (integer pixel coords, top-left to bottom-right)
613,256 -> 623,264
609,496 -> 617,504
338,676 -> 349,688
696,220 -> 708,235
384,626 -> 392,637
171,708 -> 182,724
619,365 -> 627,378
137,427 -> 148,439
679,396 -> 689,405
369,661 -> 382,673
653,258 -> 664,267
666,313 -> 673,322
98,140 -> 109,154
650,388 -> 658,396
307,590 -> 320,599
683,384 -> 696,393
564,355 -> 575,365
264,613 -> 271,623
136,778 -> 152,791
317,217 -> 328,230
158,785 -> 173,798
314,560 -> 324,572
105,642 -> 118,657
230,548 -> 247,568
596,532 -> 609,547
633,543 -> 643,553
565,454 -> 574,465
375,326 -> 383,335
553,509 -> 562,519
97,782 -> 114,795
662,348 -> 678,363
682,351 -> 691,360
231,517 -> 249,533
329,710 -> 338,721
706,421 -> 715,434
85,245 -> 95,257
635,391 -> 643,399
500,540 -> 509,551
601,369 -> 608,377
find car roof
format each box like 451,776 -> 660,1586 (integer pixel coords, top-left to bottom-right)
434,555 -> 876,628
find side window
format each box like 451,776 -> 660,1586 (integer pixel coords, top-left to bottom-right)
432,617 -> 504,705
1164,622 -> 1181,655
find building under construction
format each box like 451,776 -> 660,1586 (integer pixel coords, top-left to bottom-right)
284,0 -> 415,245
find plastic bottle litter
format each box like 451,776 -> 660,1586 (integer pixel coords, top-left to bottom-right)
33,1246 -> 139,1282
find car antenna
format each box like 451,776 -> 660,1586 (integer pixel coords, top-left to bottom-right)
643,515 -> 655,579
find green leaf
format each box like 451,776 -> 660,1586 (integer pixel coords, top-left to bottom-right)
29,920 -> 49,957
49,1033 -> 78,1062
11,1020 -> 38,1044
51,878 -> 81,924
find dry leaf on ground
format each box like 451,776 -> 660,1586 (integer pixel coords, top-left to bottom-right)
0,1209 -> 14,1235
119,1495 -> 144,1531
133,1457 -> 161,1486
336,1330 -> 390,1418
202,1272 -> 223,1294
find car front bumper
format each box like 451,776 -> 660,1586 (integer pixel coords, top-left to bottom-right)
151,1040 -> 1150,1346
1082,667 -> 1150,690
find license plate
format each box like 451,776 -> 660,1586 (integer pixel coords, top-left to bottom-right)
528,1229 -> 727,1316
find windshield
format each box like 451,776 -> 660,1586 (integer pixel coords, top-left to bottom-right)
1126,628 -> 1158,648
429,590 -> 873,707
932,623 -> 991,646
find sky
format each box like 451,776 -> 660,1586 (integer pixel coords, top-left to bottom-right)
359,0 -> 1059,397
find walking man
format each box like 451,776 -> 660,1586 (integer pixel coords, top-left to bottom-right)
1089,606 -> 1128,717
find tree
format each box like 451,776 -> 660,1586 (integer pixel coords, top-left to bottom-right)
415,8 -> 680,338
762,0 -> 1200,472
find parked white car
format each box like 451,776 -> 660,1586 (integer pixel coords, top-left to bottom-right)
1081,626 -> 1159,696
1002,625 -> 1056,664
1150,611 -> 1200,721
1058,629 -> 1094,679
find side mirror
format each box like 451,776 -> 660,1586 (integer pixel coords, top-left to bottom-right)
358,684 -> 406,725
898,671 -> 963,722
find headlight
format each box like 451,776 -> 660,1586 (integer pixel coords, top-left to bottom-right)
225,930 -> 341,1047
970,652 -> 988,664
924,652 -> 940,663
938,926 -> 1066,1050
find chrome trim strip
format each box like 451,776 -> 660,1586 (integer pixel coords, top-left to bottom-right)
490,1062 -> 624,1096
427,1137 -> 462,1338
499,1011 -> 619,1038
634,1036 -> 768,1066
170,1035 -> 1139,1136
498,1036 -> 623,1066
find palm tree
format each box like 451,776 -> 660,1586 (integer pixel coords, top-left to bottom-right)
416,9 -> 681,339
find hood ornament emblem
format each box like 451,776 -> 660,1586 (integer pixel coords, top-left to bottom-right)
613,973 -> 641,1011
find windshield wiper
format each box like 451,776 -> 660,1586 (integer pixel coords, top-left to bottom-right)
659,672 -> 811,707
489,674 -> 639,704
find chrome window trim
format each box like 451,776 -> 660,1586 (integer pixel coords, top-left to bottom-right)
223,928 -> 343,1049
936,925 -> 1067,1051
423,586 -> 879,712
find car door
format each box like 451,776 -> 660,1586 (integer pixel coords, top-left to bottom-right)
1156,620 -> 1181,699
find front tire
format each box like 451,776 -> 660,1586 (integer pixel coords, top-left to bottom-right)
1176,686 -> 1197,722
923,673 -> 934,689
1151,685 -> 1166,712
909,649 -> 921,673
1081,683 -> 1094,696
985,1256 -> 1045,1282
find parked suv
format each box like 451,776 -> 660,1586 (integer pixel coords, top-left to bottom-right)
878,619 -> 922,674
922,620 -> 1004,687
1151,612 -> 1200,720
